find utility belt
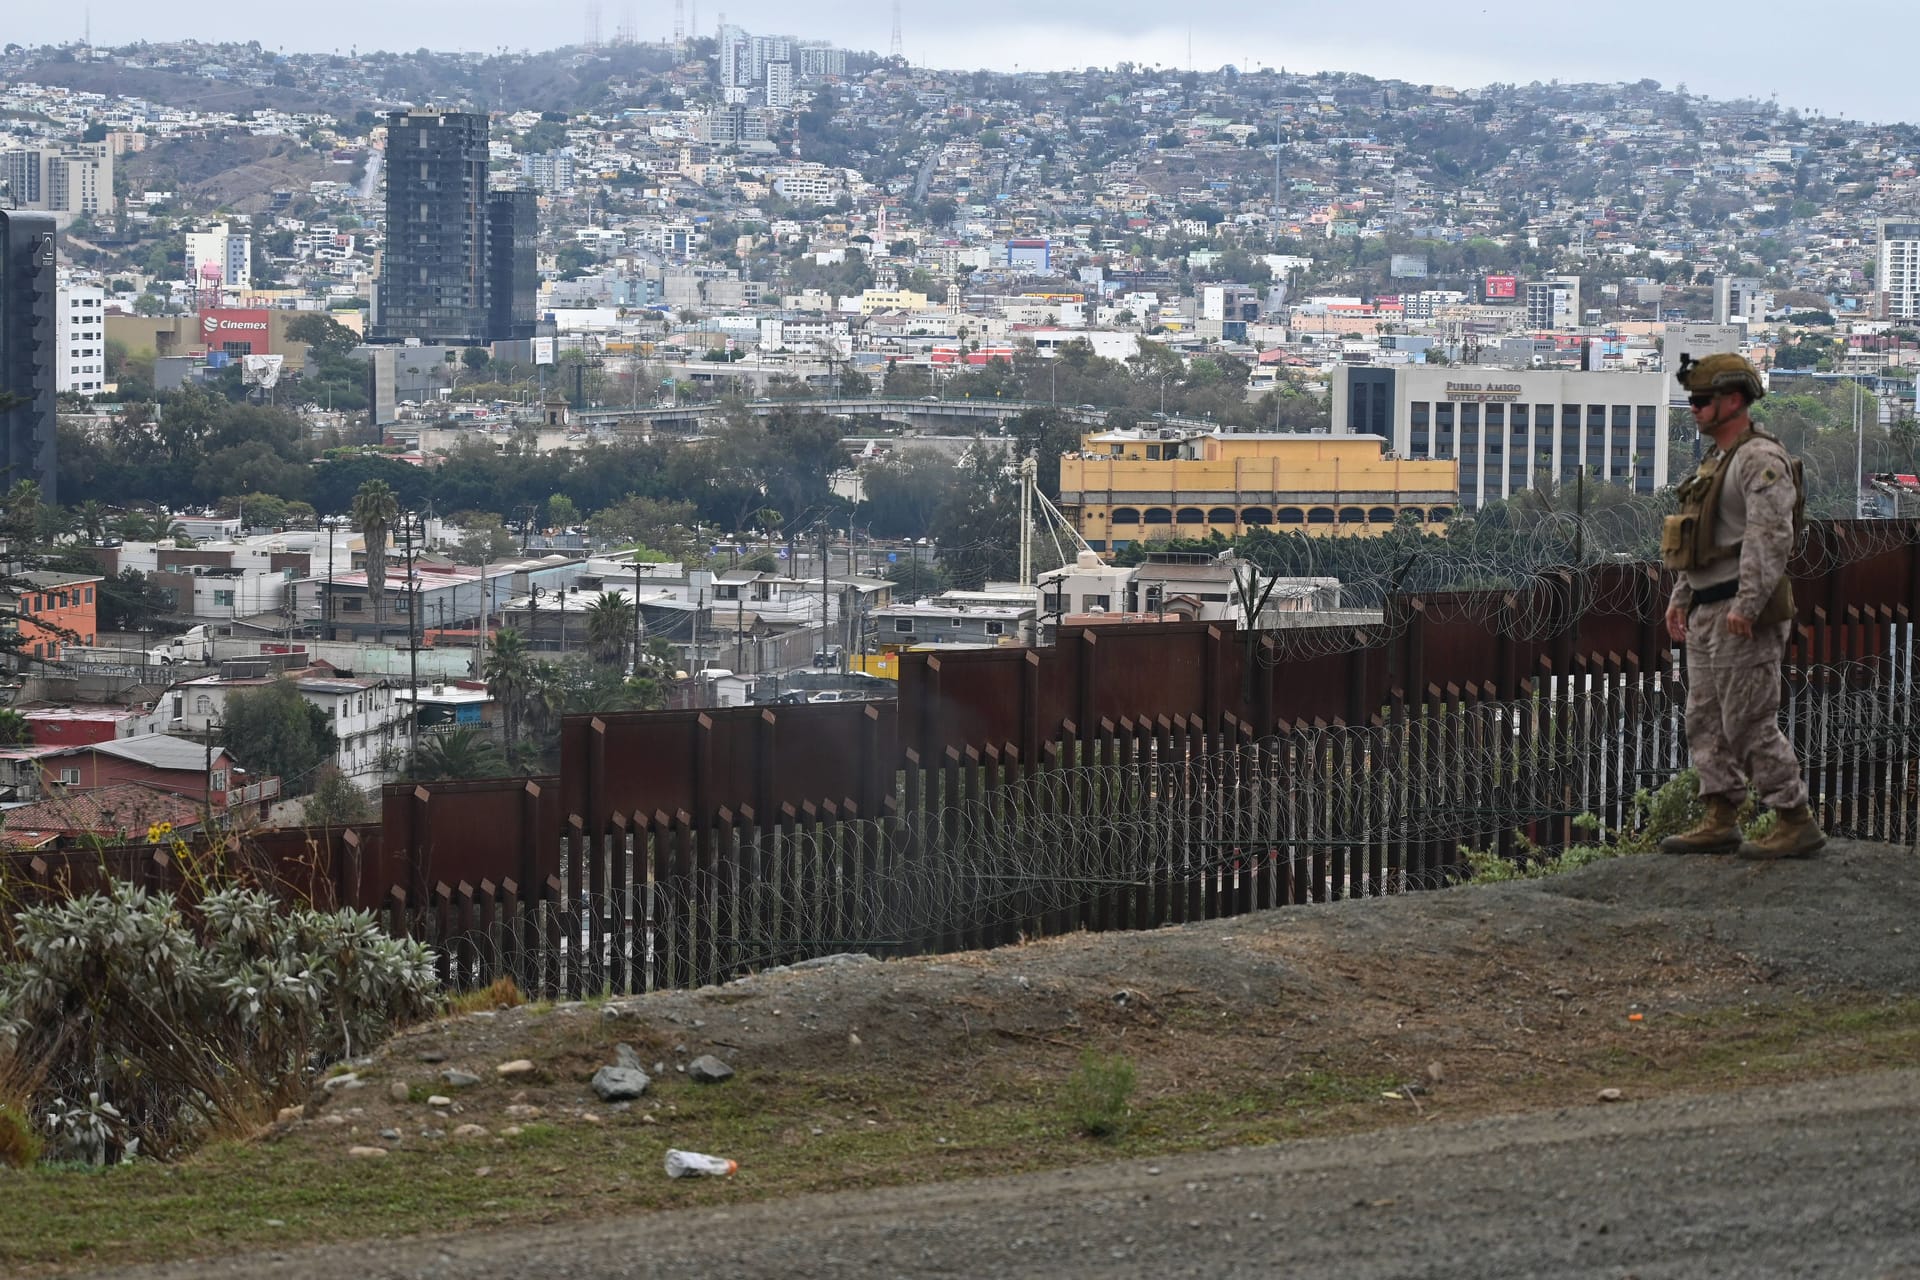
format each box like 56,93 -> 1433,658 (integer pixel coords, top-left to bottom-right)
1686,580 -> 1738,613
1685,576 -> 1796,624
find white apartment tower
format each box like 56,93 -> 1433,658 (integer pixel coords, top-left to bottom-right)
717,24 -> 751,86
1879,220 -> 1920,323
765,60 -> 795,109
57,284 -> 107,395
1713,275 -> 1765,326
184,224 -> 252,291
1525,275 -> 1581,331
749,34 -> 792,81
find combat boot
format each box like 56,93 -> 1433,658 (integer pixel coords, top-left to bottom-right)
1658,794 -> 1743,855
1738,804 -> 1826,860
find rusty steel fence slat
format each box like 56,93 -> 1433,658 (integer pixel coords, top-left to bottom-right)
6,523 -> 1918,995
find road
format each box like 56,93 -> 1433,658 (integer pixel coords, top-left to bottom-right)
99,1068 -> 1920,1279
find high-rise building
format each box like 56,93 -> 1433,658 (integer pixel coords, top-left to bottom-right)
1,144 -> 113,219
1713,275 -> 1765,326
0,211 -> 60,502
765,59 -> 795,109
1524,275 -> 1581,331
520,149 -> 577,195
1330,365 -> 1669,511
1878,219 -> 1920,324
699,103 -> 771,147
1,150 -> 47,206
717,24 -> 751,86
185,224 -> 253,292
57,284 -> 106,396
374,111 -> 496,345
487,189 -> 539,344
749,34 -> 792,82
796,42 -> 847,77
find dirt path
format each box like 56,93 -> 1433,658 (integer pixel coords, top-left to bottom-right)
102,1067 -> 1920,1279
65,839 -> 1920,1278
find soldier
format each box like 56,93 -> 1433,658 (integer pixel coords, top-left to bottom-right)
1657,353 -> 1825,860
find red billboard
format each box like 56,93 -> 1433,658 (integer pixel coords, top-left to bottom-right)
1484,275 -> 1518,301
200,308 -> 272,354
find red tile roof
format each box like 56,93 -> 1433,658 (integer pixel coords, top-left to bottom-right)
2,783 -> 205,842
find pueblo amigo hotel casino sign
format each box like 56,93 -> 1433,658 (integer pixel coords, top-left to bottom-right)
1443,380 -> 1523,403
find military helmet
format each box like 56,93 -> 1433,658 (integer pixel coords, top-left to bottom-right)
1675,352 -> 1765,402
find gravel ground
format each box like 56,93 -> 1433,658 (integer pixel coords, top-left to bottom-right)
103,1068 -> 1920,1279
80,838 -> 1920,1279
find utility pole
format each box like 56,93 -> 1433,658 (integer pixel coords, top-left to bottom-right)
325,529 -> 335,640
819,521 -> 831,669
1018,455 -> 1036,588
641,583 -> 656,679
403,513 -> 420,760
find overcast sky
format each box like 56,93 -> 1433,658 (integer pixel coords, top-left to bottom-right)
13,1 -> 1916,126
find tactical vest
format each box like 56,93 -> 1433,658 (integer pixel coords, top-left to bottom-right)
1661,429 -> 1804,570
1661,428 -> 1806,623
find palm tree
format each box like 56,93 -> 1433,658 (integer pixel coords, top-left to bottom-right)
3,480 -> 41,546
482,628 -> 534,768
77,500 -> 110,545
34,503 -> 76,546
583,590 -> 637,668
351,479 -> 399,626
112,510 -> 190,544
406,727 -> 508,782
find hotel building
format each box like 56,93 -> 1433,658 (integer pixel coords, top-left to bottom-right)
1059,429 -> 1460,551
1329,366 -> 1670,511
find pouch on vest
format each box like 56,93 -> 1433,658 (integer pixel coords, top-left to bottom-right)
1755,576 -> 1794,626
1660,513 -> 1698,570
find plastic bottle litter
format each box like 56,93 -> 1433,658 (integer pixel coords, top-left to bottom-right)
665,1148 -> 738,1179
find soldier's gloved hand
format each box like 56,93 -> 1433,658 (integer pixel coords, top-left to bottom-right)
1724,611 -> 1754,637
1665,605 -> 1687,643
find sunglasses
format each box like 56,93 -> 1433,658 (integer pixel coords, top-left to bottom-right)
1688,392 -> 1718,408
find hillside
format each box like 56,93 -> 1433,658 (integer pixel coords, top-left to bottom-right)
22,839 -> 1920,1277
23,59 -> 348,116
120,134 -> 359,212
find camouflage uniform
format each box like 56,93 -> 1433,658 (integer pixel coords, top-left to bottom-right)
1668,433 -> 1807,809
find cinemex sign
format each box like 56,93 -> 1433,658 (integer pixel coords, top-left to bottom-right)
200,308 -> 272,352
1444,380 -> 1523,403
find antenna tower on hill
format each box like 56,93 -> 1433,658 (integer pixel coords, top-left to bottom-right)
585,0 -> 602,49
889,0 -> 903,61
673,0 -> 684,45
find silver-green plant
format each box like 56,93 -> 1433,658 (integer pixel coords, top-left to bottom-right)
0,881 -> 437,1164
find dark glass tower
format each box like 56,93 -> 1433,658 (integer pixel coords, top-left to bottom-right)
0,210 -> 58,503
374,110 -> 491,344
487,188 -> 539,343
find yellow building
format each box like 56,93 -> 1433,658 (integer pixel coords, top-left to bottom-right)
858,288 -> 931,314
1060,429 -> 1459,550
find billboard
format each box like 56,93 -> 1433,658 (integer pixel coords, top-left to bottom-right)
1484,275 -> 1518,300
241,354 -> 285,389
532,336 -> 556,365
1389,253 -> 1428,280
200,308 -> 272,353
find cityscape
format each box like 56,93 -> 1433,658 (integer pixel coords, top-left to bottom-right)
1,17 -> 1919,1269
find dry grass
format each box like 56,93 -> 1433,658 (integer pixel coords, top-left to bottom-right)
447,977 -> 527,1015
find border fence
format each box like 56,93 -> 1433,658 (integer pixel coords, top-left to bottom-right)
7,521 -> 1917,995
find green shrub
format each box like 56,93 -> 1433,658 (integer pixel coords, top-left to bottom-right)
1061,1052 -> 1136,1140
0,882 -> 438,1164
1462,770 -> 1715,883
